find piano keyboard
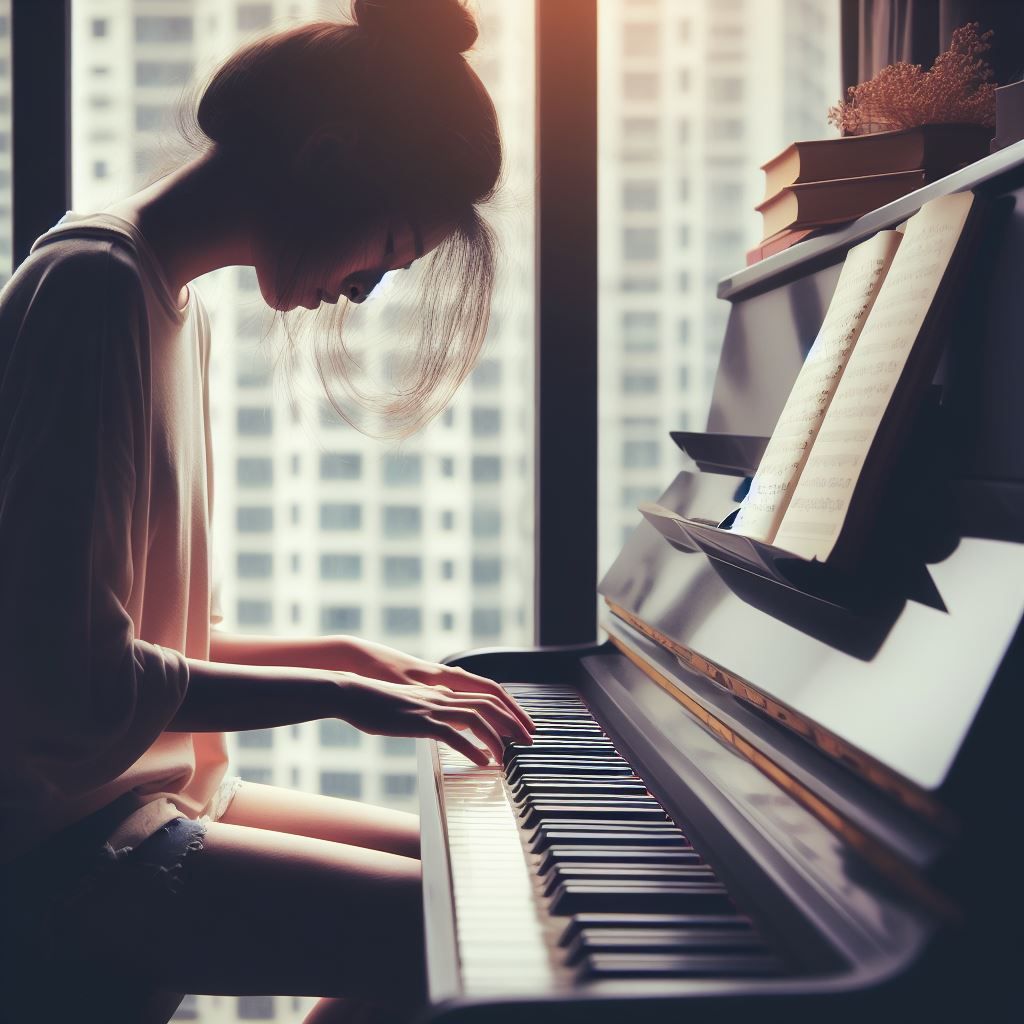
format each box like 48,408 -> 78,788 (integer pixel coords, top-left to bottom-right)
437,682 -> 786,995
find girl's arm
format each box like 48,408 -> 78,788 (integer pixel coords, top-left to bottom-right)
208,630 -> 535,733
167,656 -> 531,766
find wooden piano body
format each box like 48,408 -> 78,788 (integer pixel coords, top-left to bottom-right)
415,143 -> 1024,1023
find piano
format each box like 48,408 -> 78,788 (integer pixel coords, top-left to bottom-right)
415,142 -> 1024,1023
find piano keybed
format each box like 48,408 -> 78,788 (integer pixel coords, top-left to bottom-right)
437,682 -> 787,995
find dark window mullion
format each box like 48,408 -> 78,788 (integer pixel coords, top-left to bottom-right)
535,0 -> 598,646
12,0 -> 71,268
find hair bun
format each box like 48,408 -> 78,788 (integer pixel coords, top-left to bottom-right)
353,0 -> 478,55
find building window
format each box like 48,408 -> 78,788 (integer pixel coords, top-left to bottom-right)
382,506 -> 422,538
91,19 -> 109,38
237,506 -> 273,532
320,606 -> 362,632
382,737 -> 416,756
623,22 -> 658,56
470,407 -> 501,437
238,767 -> 273,785
238,729 -> 274,749
320,503 -> 362,530
237,552 -> 273,578
710,77 -> 744,102
382,773 -> 417,797
383,607 -> 422,635
622,371 -> 658,394
319,453 -> 362,480
135,17 -> 193,44
383,557 -> 423,586
319,554 -> 362,580
623,440 -> 660,467
382,454 -> 423,486
237,456 -> 273,487
624,72 -> 659,101
440,510 -> 455,531
441,560 -> 455,580
472,557 -> 502,585
172,993 -> 198,1019
135,60 -> 193,87
623,228 -> 659,261
237,600 -> 272,626
441,612 -> 455,630
237,4 -> 274,31
440,456 -> 455,477
319,720 -> 361,748
471,608 -> 503,637
471,358 -> 501,388
472,505 -> 501,538
679,366 -> 690,390
237,994 -> 275,1019
237,406 -> 273,435
622,311 -> 659,352
623,180 -> 658,211
320,772 -> 362,799
471,455 -> 501,483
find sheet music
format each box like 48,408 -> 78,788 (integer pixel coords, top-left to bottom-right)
731,230 -> 903,542
773,191 -> 976,561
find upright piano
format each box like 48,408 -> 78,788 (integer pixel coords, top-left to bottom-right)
416,143 -> 1024,1023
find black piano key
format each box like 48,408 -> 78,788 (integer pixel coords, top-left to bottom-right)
513,780 -> 649,796
507,761 -> 634,782
530,826 -> 687,852
543,864 -> 718,897
566,927 -> 771,963
549,881 -> 733,916
521,803 -> 668,828
578,952 -> 785,980
537,847 -> 701,874
559,914 -> 754,945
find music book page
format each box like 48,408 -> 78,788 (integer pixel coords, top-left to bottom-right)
731,230 -> 903,542
772,190 -> 976,561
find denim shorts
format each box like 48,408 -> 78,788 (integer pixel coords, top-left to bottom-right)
0,793 -> 208,980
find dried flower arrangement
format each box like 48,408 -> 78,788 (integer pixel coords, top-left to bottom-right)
828,22 -> 997,136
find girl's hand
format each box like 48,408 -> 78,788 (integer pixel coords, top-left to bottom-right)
333,637 -> 536,736
333,673 -> 533,767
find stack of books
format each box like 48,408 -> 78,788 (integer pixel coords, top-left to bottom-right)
748,123 -> 992,266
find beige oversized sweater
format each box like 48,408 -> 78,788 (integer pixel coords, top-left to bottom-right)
0,212 -> 238,865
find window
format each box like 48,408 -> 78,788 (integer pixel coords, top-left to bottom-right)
320,554 -> 361,580
319,453 -> 361,480
382,454 -> 422,485
471,455 -> 501,483
319,720 -> 361,747
237,600 -> 272,625
135,17 -> 193,44
238,767 -> 272,784
135,105 -> 167,131
623,440 -> 660,467
623,228 -> 659,261
383,737 -> 416,756
440,560 -> 455,580
238,729 -> 274,749
237,457 -> 273,487
382,773 -> 417,797
472,557 -> 502,585
91,19 -> 108,38
622,311 -> 659,352
383,607 -> 422,635
237,4 -> 273,31
237,506 -> 273,532
383,557 -> 422,586
624,72 -> 658,101
470,407 -> 501,437
320,606 -> 362,632
623,371 -> 658,394
320,772 -> 362,799
471,608 -> 502,637
382,506 -> 421,538
471,359 -> 501,388
623,180 -> 658,211
623,23 -> 658,57
320,503 -> 361,530
237,552 -> 273,578
171,993 -> 198,1019
237,406 -> 272,436
136,60 -> 193,87
472,505 -> 501,538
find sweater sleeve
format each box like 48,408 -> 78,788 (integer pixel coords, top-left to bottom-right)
0,247 -> 190,806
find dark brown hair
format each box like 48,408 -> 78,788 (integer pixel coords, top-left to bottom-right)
180,0 -> 502,438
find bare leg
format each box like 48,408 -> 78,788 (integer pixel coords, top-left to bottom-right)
219,781 -> 420,860
47,821 -> 428,1021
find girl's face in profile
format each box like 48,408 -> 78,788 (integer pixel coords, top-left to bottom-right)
253,216 -> 452,313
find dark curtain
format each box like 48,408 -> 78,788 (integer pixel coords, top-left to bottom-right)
840,0 -> 1024,90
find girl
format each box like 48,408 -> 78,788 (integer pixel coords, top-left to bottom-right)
0,2 -> 534,1021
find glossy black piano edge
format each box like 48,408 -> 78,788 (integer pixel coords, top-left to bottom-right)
717,140 -> 1024,304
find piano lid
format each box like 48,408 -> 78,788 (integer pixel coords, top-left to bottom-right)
600,146 -> 1024,800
